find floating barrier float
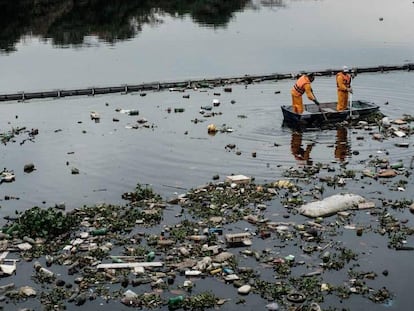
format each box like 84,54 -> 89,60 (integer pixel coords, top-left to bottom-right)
0,63 -> 413,102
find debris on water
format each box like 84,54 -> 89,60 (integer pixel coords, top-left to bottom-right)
1,170 -> 15,183
90,111 -> 100,120
265,302 -> 279,310
19,285 -> 36,297
393,130 -> 406,137
0,256 -> 17,275
137,118 -> 148,124
369,287 -> 392,303
119,109 -> 140,115
71,167 -> 80,174
238,284 -> 251,295
0,163 -> 411,311
372,133 -> 383,140
1,126 -> 38,145
225,174 -> 251,184
377,169 -> 397,178
390,161 -> 403,169
394,142 -> 409,147
23,163 -> 35,173
208,124 -> 217,134
299,193 -> 365,218
286,291 -> 306,303
409,203 -> 414,214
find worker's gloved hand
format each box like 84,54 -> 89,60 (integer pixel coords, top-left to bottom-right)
313,99 -> 320,105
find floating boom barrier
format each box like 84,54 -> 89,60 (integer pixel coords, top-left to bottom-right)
0,63 -> 413,103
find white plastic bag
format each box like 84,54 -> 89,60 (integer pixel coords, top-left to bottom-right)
298,193 -> 365,218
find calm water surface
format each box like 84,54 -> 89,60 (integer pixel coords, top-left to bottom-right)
0,1 -> 413,310
0,0 -> 413,92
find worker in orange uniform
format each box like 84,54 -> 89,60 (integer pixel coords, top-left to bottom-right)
291,73 -> 319,114
336,66 -> 352,111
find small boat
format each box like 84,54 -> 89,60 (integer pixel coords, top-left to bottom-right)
281,100 -> 380,128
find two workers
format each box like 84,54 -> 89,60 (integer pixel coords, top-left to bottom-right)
291,66 -> 352,114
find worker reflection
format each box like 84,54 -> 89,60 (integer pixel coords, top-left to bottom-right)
291,131 -> 313,165
334,127 -> 349,162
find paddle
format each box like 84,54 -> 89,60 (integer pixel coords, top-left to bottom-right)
348,90 -> 359,120
313,98 -> 328,121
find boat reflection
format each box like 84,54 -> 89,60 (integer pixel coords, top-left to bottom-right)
290,131 -> 313,166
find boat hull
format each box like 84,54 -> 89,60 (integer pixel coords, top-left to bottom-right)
281,100 -> 380,128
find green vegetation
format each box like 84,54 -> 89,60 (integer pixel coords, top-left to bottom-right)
3,206 -> 76,240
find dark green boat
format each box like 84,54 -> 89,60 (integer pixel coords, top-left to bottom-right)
281,100 -> 380,128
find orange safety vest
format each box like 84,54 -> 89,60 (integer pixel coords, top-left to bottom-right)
292,75 -> 311,96
336,72 -> 351,89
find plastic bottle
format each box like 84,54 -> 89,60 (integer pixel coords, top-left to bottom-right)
168,295 -> 184,308
210,268 -> 222,275
91,228 -> 107,236
5,223 -> 19,235
111,256 -> 124,263
146,251 -> 155,262
390,162 -> 403,169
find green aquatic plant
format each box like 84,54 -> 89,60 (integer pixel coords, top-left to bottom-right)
254,279 -> 289,300
169,220 -> 199,241
183,292 -> 219,309
122,183 -> 162,203
4,206 -> 77,240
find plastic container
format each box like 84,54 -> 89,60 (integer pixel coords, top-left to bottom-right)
185,270 -> 202,276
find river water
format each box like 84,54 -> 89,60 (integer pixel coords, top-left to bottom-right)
0,1 -> 413,310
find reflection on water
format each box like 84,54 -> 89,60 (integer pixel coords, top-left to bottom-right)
0,0 -> 251,52
290,131 -> 313,165
291,127 -> 351,164
334,127 -> 349,162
